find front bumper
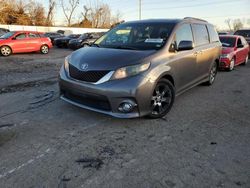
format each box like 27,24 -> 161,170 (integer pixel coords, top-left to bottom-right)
219,58 -> 231,69
59,67 -> 154,118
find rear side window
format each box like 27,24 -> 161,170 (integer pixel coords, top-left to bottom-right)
175,24 -> 194,48
28,33 -> 40,38
237,38 -> 243,46
207,25 -> 219,42
192,24 -> 209,46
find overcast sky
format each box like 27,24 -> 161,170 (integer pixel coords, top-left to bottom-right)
47,0 -> 250,29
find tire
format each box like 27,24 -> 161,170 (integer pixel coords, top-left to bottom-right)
82,43 -> 89,48
242,55 -> 248,65
0,46 -> 12,56
227,58 -> 235,71
147,79 -> 175,119
204,62 -> 218,86
40,45 -> 49,54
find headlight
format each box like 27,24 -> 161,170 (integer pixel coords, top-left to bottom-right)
78,39 -> 83,42
64,55 -> 71,73
220,54 -> 230,58
111,62 -> 151,80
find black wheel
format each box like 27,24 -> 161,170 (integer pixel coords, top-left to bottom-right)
148,79 -> 175,119
227,58 -> 235,71
0,46 -> 12,56
204,62 -> 218,86
243,55 -> 248,65
40,45 -> 49,54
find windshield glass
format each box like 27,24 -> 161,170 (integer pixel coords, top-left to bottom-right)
0,32 -> 15,39
219,37 -> 236,47
94,22 -> 176,50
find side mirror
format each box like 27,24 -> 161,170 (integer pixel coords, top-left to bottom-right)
237,44 -> 244,48
177,40 -> 194,51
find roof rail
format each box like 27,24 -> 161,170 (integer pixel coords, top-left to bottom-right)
183,17 -> 208,22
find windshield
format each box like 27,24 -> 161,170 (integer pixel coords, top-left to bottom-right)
0,32 -> 15,39
234,30 -> 250,37
219,37 -> 236,47
94,22 -> 175,50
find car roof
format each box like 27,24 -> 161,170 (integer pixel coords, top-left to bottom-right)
123,19 -> 182,25
219,35 -> 240,38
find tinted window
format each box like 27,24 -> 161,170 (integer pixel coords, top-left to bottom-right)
219,37 -> 236,47
234,30 -> 250,37
28,33 -> 40,38
175,24 -> 193,48
207,25 -> 219,42
0,32 -> 15,39
95,23 -> 176,50
237,38 -> 243,46
15,33 -> 26,39
192,24 -> 209,46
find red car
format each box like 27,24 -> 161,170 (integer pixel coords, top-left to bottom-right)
0,31 -> 52,56
219,35 -> 249,71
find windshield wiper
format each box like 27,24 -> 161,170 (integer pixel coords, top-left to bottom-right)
91,43 -> 100,47
113,46 -> 138,50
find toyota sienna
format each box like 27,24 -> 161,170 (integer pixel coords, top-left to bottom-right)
59,17 -> 221,118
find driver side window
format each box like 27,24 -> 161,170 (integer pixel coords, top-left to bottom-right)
170,24 -> 193,51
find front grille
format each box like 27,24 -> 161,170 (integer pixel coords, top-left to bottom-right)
62,90 -> 111,111
69,64 -> 109,83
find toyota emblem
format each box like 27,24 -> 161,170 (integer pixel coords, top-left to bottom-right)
80,63 -> 88,71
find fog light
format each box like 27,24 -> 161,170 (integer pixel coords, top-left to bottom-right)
118,102 -> 134,113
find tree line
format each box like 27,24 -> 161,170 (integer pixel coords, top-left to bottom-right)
0,0 -> 123,28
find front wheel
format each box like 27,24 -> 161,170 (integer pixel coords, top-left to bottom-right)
148,79 -> 175,119
243,55 -> 248,65
40,45 -> 49,54
204,62 -> 218,86
0,46 -> 12,56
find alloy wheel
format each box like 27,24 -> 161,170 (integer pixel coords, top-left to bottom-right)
1,46 -> 11,56
41,45 -> 49,54
229,58 -> 235,71
150,80 -> 174,118
210,63 -> 217,84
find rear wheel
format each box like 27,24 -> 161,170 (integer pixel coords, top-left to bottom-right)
40,45 -> 49,54
243,55 -> 248,65
0,46 -> 12,56
148,79 -> 175,119
204,62 -> 218,85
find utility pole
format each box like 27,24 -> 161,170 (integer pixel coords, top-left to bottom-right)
139,0 -> 141,20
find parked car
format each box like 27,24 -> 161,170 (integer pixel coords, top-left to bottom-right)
0,31 -> 52,56
44,32 -> 64,45
54,34 -> 81,48
234,29 -> 250,54
218,32 -> 229,35
68,32 -> 105,50
0,28 -> 10,37
219,35 -> 249,71
59,17 -> 221,118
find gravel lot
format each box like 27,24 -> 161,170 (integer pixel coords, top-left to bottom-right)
0,48 -> 249,188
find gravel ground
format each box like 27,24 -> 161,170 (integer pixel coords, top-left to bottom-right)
0,48 -> 249,188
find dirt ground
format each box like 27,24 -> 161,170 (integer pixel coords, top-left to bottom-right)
0,48 -> 249,188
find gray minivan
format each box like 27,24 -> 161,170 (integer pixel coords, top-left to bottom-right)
59,17 -> 221,118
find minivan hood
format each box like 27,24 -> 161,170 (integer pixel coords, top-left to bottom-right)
69,47 -> 155,71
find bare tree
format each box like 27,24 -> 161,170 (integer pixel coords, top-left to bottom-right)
46,0 -> 56,26
225,18 -> 232,31
60,0 -> 80,26
233,19 -> 244,31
